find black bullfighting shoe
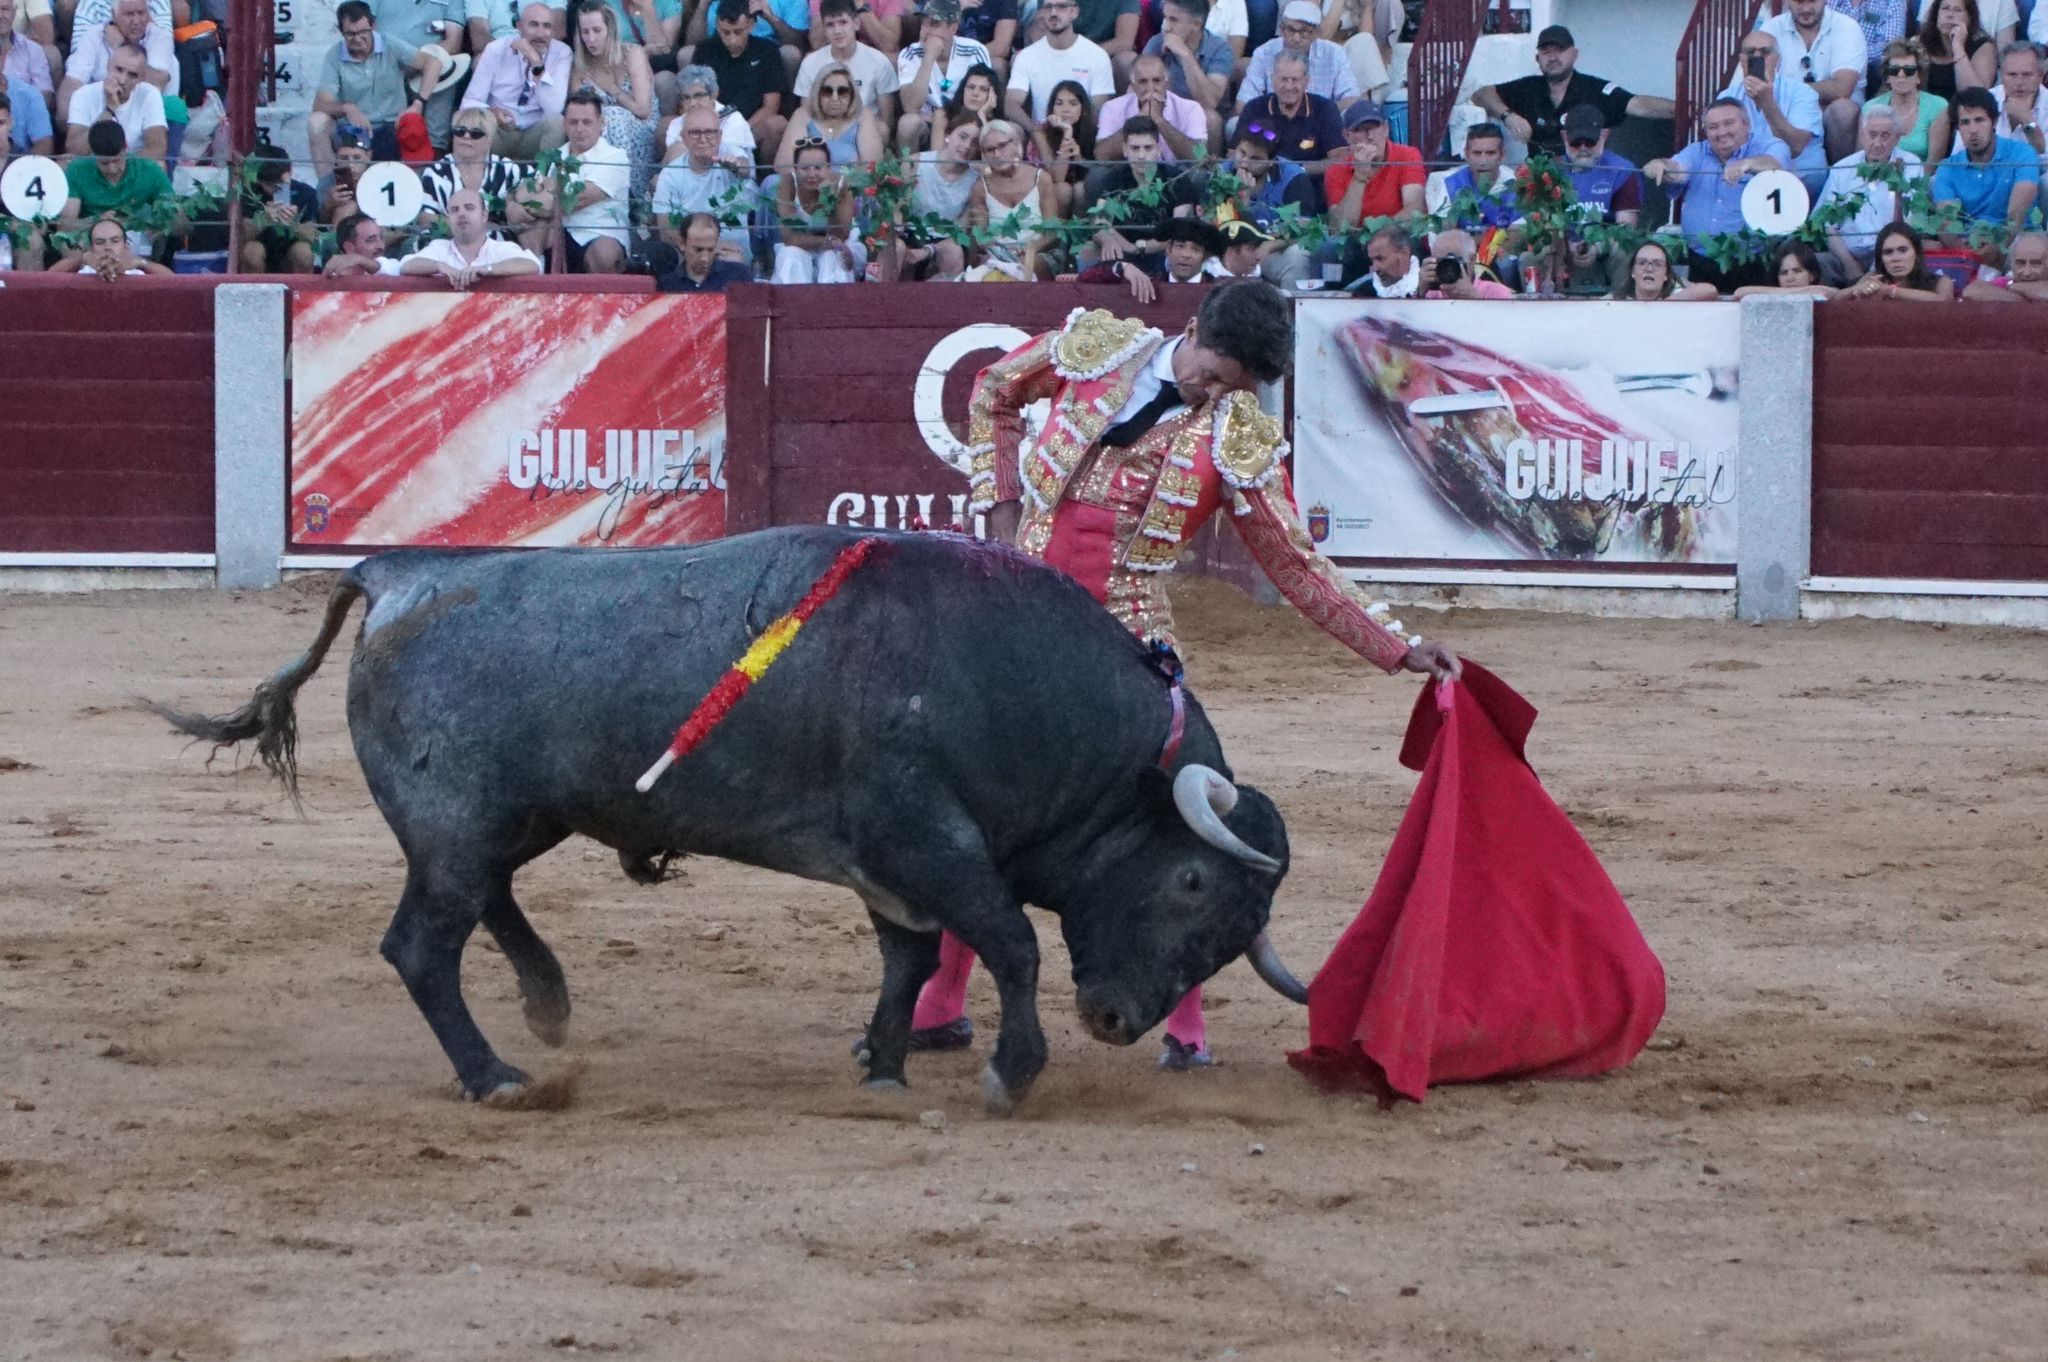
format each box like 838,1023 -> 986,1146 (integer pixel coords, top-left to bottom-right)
908,1017 -> 975,1052
1157,1035 -> 1215,1071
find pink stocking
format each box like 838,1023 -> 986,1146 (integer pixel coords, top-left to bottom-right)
1162,985 -> 1205,1051
911,931 -> 977,1031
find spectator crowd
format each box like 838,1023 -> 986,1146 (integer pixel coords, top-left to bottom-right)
3,0 -> 2048,299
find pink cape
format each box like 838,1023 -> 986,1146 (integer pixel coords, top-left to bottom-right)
1287,664 -> 1665,1103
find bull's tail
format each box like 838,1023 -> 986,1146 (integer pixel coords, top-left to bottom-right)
144,570 -> 368,811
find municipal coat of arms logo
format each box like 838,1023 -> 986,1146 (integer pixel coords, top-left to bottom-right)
302,493 -> 332,536
1306,504 -> 1331,544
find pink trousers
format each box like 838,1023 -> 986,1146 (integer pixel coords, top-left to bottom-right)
908,499 -> 1207,1049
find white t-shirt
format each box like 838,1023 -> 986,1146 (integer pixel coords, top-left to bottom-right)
794,43 -> 901,111
1757,8 -> 1868,98
405,236 -> 543,271
896,37 -> 994,112
1206,0 -> 1248,40
67,80 -> 168,151
562,136 -> 631,244
64,20 -> 175,84
1007,36 -> 1114,121
1817,148 -> 1924,261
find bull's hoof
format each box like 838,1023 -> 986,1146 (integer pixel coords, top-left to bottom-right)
981,1064 -> 1020,1117
461,1061 -> 534,1104
523,996 -> 571,1048
861,1076 -> 909,1094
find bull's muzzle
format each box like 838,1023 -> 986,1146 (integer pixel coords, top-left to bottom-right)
1075,992 -> 1141,1046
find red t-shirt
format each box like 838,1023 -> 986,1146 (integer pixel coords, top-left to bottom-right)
1325,142 -> 1426,219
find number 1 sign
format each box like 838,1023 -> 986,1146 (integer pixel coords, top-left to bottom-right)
1740,169 -> 1810,236
354,162 -> 427,229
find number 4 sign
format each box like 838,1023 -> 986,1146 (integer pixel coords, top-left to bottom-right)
1,155 -> 68,222
1740,168 -> 1810,235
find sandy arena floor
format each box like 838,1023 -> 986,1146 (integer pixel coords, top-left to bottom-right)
1,575 -> 2044,1362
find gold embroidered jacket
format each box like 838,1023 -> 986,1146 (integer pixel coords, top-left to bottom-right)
963,308 -> 1413,673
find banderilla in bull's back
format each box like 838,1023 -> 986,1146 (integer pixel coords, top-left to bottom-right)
148,526 -> 1311,1115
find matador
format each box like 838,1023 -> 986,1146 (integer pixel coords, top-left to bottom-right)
912,280 -> 1462,1068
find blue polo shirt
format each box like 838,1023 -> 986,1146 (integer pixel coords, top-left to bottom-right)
1438,165 -> 1518,231
1931,136 -> 2041,226
1670,127 -> 1792,245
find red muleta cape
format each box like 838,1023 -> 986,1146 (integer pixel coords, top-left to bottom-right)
1287,664 -> 1665,1103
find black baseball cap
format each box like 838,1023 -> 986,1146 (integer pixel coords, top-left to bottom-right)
1561,104 -> 1606,142
1536,24 -> 1574,49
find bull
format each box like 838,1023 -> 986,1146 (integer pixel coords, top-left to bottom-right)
153,526 -> 1309,1113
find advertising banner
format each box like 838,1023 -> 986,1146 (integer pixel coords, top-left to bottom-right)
290,292 -> 727,549
725,287 -> 1203,536
1293,300 -> 1740,575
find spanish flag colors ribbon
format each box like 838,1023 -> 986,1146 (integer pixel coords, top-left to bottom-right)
636,537 -> 882,793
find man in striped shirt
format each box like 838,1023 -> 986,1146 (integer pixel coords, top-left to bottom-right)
1235,0 -> 1357,117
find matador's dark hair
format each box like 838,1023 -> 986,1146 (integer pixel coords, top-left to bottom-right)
1194,278 -> 1292,384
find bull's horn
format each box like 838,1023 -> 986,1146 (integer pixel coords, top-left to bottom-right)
1246,930 -> 1310,1005
1171,765 -> 1282,874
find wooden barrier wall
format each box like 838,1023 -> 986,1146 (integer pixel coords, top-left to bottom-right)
722,283 -> 1273,594
0,283 -> 217,554
1812,304 -> 2048,583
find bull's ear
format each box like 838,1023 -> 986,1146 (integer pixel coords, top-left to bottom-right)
1135,764 -> 1177,811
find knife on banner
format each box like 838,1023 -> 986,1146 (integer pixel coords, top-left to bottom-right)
1406,391 -> 1512,418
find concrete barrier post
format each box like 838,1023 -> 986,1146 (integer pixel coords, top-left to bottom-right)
214,284 -> 289,590
1735,295 -> 1816,622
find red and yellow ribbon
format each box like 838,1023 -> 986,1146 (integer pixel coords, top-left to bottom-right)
636,537 -> 882,793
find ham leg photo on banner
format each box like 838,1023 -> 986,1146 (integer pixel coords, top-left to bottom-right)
1289,664 -> 1666,1103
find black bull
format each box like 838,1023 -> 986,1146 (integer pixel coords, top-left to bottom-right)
154,526 -> 1310,1113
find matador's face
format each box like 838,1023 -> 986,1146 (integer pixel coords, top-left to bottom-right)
1171,323 -> 1256,407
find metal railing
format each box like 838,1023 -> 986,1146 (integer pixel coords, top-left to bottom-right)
1409,0 -> 1518,161
1673,0 -> 1780,148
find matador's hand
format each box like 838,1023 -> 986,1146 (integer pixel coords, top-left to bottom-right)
1400,638 -> 1462,684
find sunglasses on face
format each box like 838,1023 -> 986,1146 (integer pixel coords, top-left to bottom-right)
820,84 -> 853,95
1887,64 -> 1919,77
1566,135 -> 1599,148
453,126 -> 490,139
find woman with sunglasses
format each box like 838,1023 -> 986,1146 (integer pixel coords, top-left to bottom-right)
964,117 -> 1062,279
1733,238 -> 1839,299
772,135 -> 866,281
1028,79 -> 1098,216
930,61 -> 1000,149
420,106 -> 528,230
1861,38 -> 1952,161
572,2 -> 659,195
1842,220 -> 1954,299
1609,238 -> 1720,301
774,60 -> 885,167
1918,0 -> 1995,99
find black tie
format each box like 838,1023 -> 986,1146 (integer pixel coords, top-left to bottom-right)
1099,384 -> 1186,448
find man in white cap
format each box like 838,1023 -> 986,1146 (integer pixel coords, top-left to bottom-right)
1235,0 -> 1358,116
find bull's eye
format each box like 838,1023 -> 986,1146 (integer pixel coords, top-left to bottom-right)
1181,868 -> 1204,894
